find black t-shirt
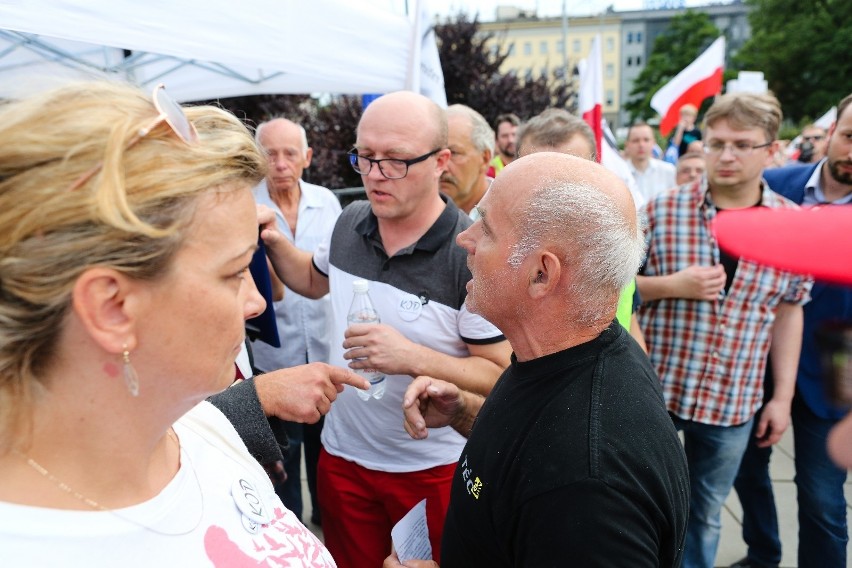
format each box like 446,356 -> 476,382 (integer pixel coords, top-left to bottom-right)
441,323 -> 689,567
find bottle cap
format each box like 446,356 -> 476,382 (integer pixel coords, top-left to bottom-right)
352,279 -> 369,293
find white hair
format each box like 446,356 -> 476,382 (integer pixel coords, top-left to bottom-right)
508,180 -> 646,327
446,104 -> 495,154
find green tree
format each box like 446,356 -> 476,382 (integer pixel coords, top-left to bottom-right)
736,0 -> 852,124
624,11 -> 721,122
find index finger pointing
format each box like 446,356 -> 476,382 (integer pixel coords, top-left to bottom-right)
328,365 -> 370,390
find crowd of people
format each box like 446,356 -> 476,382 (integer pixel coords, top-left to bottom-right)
0,78 -> 850,568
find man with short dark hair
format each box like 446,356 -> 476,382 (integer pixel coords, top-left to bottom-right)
625,121 -> 677,203
486,113 -> 520,177
731,92 -> 852,568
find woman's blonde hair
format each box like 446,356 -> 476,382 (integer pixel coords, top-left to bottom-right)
0,81 -> 266,451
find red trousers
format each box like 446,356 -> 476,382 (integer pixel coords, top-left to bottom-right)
317,448 -> 456,568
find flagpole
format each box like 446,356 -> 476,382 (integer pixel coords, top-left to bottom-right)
561,0 -> 569,78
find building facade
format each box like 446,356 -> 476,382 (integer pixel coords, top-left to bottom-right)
477,1 -> 751,129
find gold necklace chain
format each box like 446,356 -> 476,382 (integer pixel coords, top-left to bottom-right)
15,428 -> 204,536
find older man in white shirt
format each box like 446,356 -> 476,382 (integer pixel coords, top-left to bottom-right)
252,118 -> 342,525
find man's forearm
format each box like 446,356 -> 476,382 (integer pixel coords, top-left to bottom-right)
769,302 -> 804,403
405,341 -> 511,397
636,274 -> 678,302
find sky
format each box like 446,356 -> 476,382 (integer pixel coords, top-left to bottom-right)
367,0 -> 715,22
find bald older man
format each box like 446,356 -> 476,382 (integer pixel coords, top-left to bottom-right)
386,153 -> 689,567
260,91 -> 511,568
251,117 -> 341,523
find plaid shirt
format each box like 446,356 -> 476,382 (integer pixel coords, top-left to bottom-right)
638,179 -> 812,426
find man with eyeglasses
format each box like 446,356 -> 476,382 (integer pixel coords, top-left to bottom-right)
730,92 -> 852,568
797,124 -> 829,164
259,91 -> 511,568
636,92 -> 812,568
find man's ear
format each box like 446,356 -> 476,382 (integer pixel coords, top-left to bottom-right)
435,148 -> 452,174
528,250 -> 562,299
71,268 -> 140,354
480,148 -> 493,173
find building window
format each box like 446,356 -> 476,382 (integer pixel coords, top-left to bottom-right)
627,31 -> 633,44
556,40 -> 564,53
627,56 -> 633,66
606,37 -> 614,52
606,63 -> 614,78
636,55 -> 642,66
573,39 -> 581,53
508,42 -> 515,56
525,68 -> 533,81
636,32 -> 642,43
524,41 -> 532,56
606,89 -> 615,106
540,41 -> 548,54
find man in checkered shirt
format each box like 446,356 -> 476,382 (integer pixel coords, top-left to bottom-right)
636,92 -> 812,568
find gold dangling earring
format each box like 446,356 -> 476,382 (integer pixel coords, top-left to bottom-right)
122,344 -> 140,397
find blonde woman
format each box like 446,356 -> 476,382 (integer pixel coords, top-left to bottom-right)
0,81 -> 337,566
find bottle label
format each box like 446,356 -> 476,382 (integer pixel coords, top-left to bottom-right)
397,293 -> 423,322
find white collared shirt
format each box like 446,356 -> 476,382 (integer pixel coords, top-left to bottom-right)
628,158 -> 677,203
251,179 -> 342,371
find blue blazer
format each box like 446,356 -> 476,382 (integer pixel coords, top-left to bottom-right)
764,163 -> 852,419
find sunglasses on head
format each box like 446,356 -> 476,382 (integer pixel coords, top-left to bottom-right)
67,83 -> 198,192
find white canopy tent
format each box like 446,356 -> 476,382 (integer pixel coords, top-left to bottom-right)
0,0 -> 444,103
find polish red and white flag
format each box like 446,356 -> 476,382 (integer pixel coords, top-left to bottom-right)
578,34 -> 603,162
651,36 -> 726,136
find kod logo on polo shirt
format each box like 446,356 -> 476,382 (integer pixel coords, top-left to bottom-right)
397,293 -> 424,321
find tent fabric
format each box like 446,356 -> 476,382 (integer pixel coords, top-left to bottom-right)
0,0 -> 421,102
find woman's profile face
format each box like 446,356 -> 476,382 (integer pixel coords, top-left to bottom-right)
134,185 -> 265,398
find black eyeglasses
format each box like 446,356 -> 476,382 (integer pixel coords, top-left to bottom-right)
703,141 -> 772,158
348,148 -> 441,180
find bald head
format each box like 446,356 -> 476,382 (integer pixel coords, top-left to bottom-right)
353,91 -> 450,225
256,117 -> 311,194
500,153 -> 637,237
256,118 -> 307,151
495,153 -> 644,326
357,91 -> 447,151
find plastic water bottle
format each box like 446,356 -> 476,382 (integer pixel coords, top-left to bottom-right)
347,279 -> 386,400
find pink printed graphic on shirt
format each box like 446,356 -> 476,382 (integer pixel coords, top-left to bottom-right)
205,507 -> 334,567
